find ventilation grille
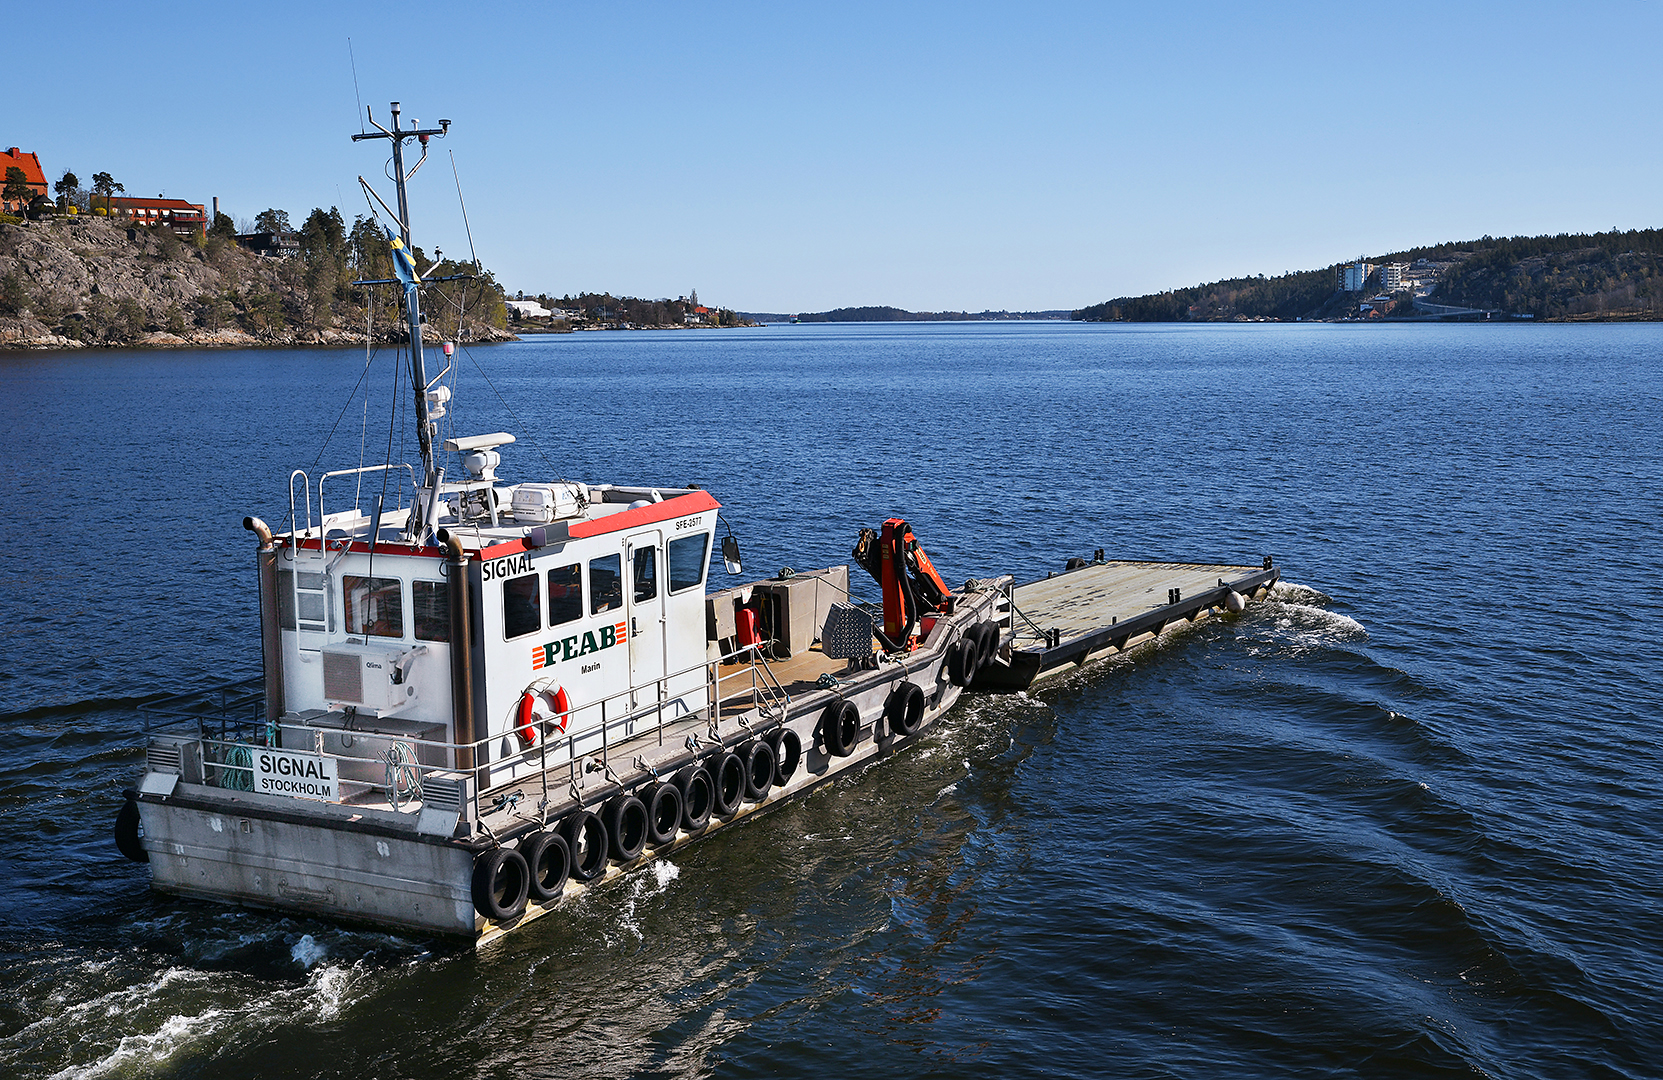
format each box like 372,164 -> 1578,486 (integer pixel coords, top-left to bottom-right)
147,743 -> 183,775
422,776 -> 464,813
322,649 -> 364,704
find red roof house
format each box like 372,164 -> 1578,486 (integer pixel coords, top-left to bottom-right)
1,147 -> 48,213
109,196 -> 208,238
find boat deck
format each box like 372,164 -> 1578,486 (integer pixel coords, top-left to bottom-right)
715,646 -> 852,709
980,559 -> 1280,688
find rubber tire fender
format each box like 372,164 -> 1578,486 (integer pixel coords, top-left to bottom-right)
604,793 -> 649,862
471,847 -> 531,923
766,727 -> 802,786
562,810 -> 609,883
707,752 -> 745,817
886,680 -> 926,737
674,764 -> 713,831
518,829 -> 570,904
641,781 -> 684,847
740,740 -> 776,802
974,620 -> 999,668
821,699 -> 860,757
115,795 -> 148,863
943,640 -> 968,688
954,633 -> 981,685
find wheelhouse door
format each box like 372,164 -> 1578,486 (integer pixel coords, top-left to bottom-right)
625,530 -> 666,728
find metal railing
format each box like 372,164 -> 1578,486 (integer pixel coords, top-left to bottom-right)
138,641 -> 797,828
286,464 -> 417,545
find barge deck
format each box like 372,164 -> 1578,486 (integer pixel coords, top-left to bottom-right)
978,558 -> 1280,689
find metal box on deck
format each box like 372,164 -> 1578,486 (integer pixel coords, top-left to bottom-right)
753,565 -> 849,658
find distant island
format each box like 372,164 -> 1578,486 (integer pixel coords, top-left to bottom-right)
503,290 -> 753,332
741,306 -> 1072,323
1074,228 -> 1663,323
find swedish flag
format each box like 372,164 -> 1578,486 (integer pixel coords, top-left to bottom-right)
385,226 -> 419,290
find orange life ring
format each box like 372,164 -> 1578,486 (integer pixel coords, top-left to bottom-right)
516,685 -> 572,746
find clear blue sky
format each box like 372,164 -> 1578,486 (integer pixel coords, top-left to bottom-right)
11,1 -> 1661,313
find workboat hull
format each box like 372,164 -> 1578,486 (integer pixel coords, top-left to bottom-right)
131,582 -> 1008,943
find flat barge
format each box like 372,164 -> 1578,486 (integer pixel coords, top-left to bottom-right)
976,557 -> 1280,690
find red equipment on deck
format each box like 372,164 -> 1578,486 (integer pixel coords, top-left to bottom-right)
854,518 -> 954,651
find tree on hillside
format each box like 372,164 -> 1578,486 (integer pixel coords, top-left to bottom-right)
3,167 -> 35,212
210,211 -> 237,239
90,171 -> 124,212
254,208 -> 291,235
54,170 -> 81,210
300,207 -> 346,259
300,207 -> 348,328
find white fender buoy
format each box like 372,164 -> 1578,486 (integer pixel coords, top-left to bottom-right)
1226,590 -> 1246,613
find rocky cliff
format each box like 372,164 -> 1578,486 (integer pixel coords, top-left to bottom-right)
0,217 -> 513,349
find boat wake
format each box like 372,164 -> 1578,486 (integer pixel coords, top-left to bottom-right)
1253,580 -> 1369,651
0,912 -> 424,1080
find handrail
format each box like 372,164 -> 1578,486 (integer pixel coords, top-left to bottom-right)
288,469 -> 314,542
318,464 -> 416,546
143,643 -> 803,825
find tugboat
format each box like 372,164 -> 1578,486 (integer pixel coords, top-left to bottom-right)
116,104 -> 1013,944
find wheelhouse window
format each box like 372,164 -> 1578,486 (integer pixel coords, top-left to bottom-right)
668,533 -> 710,594
548,563 -> 583,626
344,575 -> 404,639
413,580 -> 450,642
633,545 -> 658,602
503,574 -> 541,640
590,554 -> 622,615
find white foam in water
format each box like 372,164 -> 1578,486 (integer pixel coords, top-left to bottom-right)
1262,581 -> 1368,645
1272,580 -> 1332,605
651,860 -> 680,889
290,934 -> 327,969
49,1009 -> 225,1080
306,964 -> 354,1021
614,860 -> 682,944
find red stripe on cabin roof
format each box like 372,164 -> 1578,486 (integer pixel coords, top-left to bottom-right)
282,490 -> 722,560
287,537 -> 444,558
476,489 -> 722,559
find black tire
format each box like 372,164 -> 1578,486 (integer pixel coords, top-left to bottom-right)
641,782 -> 683,847
821,699 -> 860,757
518,830 -> 570,904
976,620 -> 1000,668
604,793 -> 649,862
945,639 -> 970,687
709,752 -> 745,817
674,765 -> 713,831
471,847 -> 530,922
767,727 -> 802,786
956,633 -> 981,683
741,740 -> 776,801
115,796 -> 148,863
562,810 -> 609,882
887,680 -> 926,737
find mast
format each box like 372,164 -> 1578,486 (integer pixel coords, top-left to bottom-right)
352,102 -> 450,488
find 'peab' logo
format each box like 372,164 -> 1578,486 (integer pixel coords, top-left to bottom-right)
532,621 -> 628,670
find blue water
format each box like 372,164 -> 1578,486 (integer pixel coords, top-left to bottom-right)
1,322 -> 1660,1078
